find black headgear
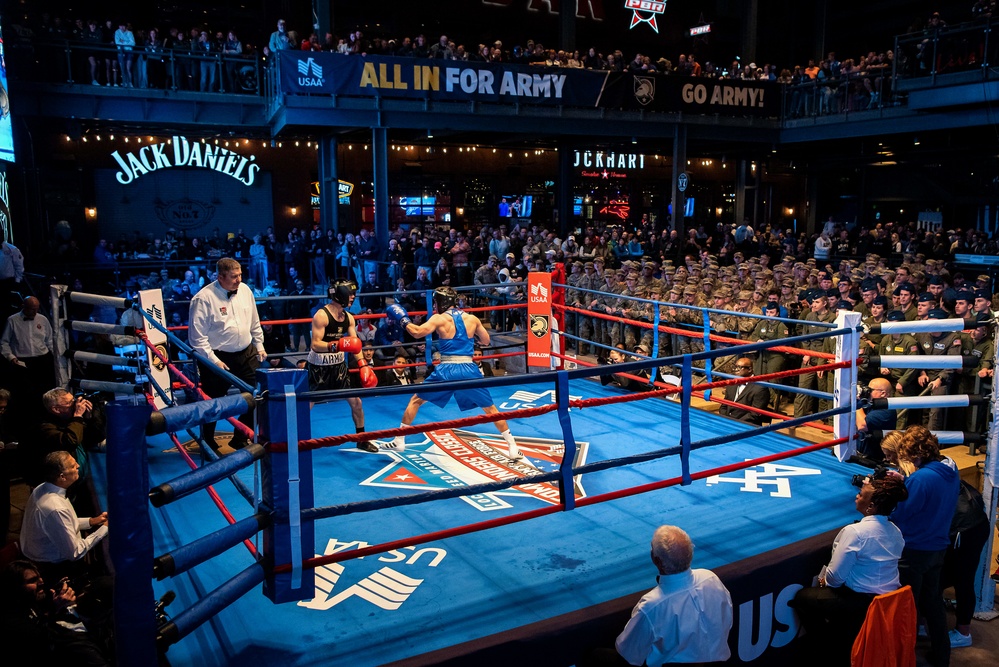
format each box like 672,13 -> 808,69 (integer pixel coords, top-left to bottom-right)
329,280 -> 357,308
433,287 -> 459,312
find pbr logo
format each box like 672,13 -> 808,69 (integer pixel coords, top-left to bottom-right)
625,0 -> 667,33
529,314 -> 550,338
634,76 -> 655,105
361,428 -> 589,511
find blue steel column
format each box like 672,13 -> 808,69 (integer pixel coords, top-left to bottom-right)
372,127 -> 390,242
318,135 -> 340,234
557,139 -> 573,238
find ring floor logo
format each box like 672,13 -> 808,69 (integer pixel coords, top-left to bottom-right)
298,538 -> 446,612
361,424 -> 587,511
706,462 -> 822,498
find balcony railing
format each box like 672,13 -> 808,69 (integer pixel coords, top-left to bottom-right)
8,40 -> 264,95
11,18 -> 999,125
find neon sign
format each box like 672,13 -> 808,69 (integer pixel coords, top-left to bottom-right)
625,0 -> 666,33
600,199 -> 630,220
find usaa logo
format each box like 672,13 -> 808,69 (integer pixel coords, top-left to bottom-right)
297,57 -> 326,87
298,537 -> 446,612
499,388 -> 581,410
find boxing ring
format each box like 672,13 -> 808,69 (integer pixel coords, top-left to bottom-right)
49,274 -> 999,666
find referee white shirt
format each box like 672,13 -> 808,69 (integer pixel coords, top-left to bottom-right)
1,307 -> 53,361
188,280 -> 265,366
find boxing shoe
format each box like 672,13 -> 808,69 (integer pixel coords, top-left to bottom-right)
507,442 -> 525,461
357,440 -> 378,453
382,438 -> 406,452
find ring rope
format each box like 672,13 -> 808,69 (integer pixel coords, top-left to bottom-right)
275,433 -> 849,573
560,283 -> 837,330
556,303 -> 836,359
141,392 -> 260,558
164,303 -> 527,332
138,332 -> 256,440
298,403 -> 850,523
558,353 -> 838,432
270,358 -> 848,452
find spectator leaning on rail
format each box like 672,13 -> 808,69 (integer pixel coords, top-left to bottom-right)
20,451 -> 109,584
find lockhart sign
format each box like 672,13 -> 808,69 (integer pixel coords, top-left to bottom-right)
111,136 -> 261,186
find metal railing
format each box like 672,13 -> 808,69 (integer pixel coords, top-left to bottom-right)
8,40 -> 263,95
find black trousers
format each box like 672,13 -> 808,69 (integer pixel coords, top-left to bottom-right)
791,584 -> 876,664
197,344 -> 259,449
900,547 -> 949,667
941,520 -> 990,626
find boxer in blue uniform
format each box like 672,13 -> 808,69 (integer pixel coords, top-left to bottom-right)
309,280 -> 379,452
385,287 -> 523,460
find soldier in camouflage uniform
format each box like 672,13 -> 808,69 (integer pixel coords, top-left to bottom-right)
751,301 -> 791,408
563,261 -> 586,350
957,313 -> 994,432
794,290 -> 837,422
614,273 -> 647,351
915,309 -> 965,430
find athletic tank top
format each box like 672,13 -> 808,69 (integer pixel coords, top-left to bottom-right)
437,309 -> 474,357
307,306 -> 351,366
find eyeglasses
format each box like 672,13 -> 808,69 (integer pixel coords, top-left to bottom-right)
735,365 -> 753,370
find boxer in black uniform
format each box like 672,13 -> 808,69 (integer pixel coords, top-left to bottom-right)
307,280 -> 379,452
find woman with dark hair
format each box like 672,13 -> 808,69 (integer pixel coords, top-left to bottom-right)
791,471 -> 909,662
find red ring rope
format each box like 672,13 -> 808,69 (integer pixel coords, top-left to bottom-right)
272,435 -> 850,573
555,303 -> 837,359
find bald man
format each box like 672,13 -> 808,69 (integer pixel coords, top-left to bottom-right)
856,378 -> 897,462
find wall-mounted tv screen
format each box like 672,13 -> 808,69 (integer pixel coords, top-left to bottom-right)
401,195 -> 436,217
498,195 -> 532,218
0,18 -> 14,163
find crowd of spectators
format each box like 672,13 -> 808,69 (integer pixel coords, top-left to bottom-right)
13,8 -> 994,112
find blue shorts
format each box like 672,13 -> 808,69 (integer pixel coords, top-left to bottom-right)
417,362 -> 493,411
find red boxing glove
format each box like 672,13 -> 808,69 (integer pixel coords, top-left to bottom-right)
329,337 -> 362,354
358,360 -> 378,388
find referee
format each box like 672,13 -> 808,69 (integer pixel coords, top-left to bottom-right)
188,258 -> 267,451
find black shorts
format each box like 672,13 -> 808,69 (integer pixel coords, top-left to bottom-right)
308,361 -> 350,391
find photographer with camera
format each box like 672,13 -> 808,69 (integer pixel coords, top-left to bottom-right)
790,468 -> 909,664
854,378 -> 898,464
32,388 -> 107,516
0,559 -> 111,666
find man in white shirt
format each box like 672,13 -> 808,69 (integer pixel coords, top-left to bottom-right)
589,525 -> 733,666
1,296 -> 55,430
20,451 -> 108,582
188,258 -> 266,451
0,239 -> 25,312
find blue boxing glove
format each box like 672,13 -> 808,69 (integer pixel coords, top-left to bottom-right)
386,304 -> 411,327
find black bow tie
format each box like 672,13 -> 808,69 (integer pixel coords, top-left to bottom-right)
226,289 -> 238,299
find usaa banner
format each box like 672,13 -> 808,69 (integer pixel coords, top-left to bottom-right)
600,72 -> 781,117
280,52 -> 606,106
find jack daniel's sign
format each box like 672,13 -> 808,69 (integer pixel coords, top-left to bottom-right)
111,136 -> 260,186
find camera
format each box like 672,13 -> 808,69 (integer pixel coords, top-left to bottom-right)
851,464 -> 890,488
